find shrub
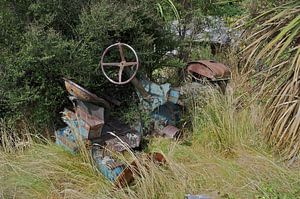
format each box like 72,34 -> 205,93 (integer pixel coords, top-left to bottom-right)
78,0 -> 177,78
0,0 -> 177,129
1,26 -> 77,126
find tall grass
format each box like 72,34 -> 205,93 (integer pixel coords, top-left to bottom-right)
1,139 -> 299,198
0,118 -> 33,153
193,83 -> 262,152
0,82 -> 299,198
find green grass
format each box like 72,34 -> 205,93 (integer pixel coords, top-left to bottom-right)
1,85 -> 300,199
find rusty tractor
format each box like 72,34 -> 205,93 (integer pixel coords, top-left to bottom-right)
55,42 -> 231,186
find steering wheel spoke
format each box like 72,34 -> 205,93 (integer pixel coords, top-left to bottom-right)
102,62 -> 121,67
118,66 -> 124,83
123,62 -> 138,67
118,44 -> 126,62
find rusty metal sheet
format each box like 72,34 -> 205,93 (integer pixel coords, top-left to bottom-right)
63,78 -> 111,109
187,60 -> 231,81
147,152 -> 166,164
160,125 -> 180,138
62,108 -> 103,140
115,152 -> 166,188
115,160 -> 137,188
76,100 -> 108,121
75,107 -> 104,139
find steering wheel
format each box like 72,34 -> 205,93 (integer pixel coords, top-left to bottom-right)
100,43 -> 139,85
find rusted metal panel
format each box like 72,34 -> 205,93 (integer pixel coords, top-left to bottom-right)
187,60 -> 231,81
76,100 -> 107,120
63,78 -> 111,109
160,125 -> 180,138
75,107 -> 104,139
115,152 -> 167,188
147,152 -> 166,164
115,161 -> 136,188
62,108 -> 103,140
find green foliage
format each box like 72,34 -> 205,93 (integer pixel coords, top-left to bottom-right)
1,26 -> 76,125
190,44 -> 214,60
78,0 -> 177,77
120,102 -> 152,131
0,3 -> 21,51
27,0 -> 87,38
0,0 -> 177,128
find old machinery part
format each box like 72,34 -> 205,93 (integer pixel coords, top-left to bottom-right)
160,125 -> 180,139
63,78 -> 111,110
186,60 -> 231,81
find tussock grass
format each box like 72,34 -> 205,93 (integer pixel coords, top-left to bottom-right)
0,143 -> 111,199
0,118 -> 33,153
1,84 -> 300,198
1,138 -> 298,198
191,86 -> 266,153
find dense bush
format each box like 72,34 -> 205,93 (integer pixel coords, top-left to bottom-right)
78,0 -> 177,77
0,0 -> 176,128
1,26 -> 77,125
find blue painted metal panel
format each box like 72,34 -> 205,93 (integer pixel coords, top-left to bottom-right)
136,80 -> 182,128
61,109 -> 89,139
139,80 -> 171,111
55,127 -> 79,153
56,128 -> 125,182
93,156 -> 124,181
67,118 -> 89,139
92,146 -> 125,181
168,89 -> 180,104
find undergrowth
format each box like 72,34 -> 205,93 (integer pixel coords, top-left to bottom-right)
0,83 -> 300,199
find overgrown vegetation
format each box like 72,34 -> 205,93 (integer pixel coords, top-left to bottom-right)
0,0 -> 177,127
1,83 -> 299,198
243,0 -> 300,160
1,0 -> 300,198
0,0 -> 245,128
